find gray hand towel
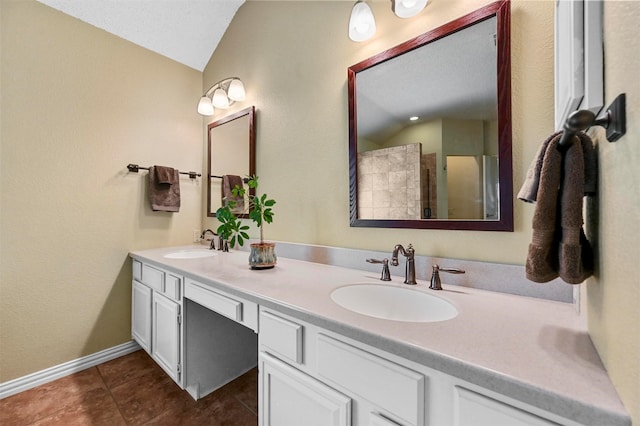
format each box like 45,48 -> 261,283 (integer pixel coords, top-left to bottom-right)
525,134 -> 563,282
558,138 -> 594,283
221,175 -> 245,214
518,130 -> 597,203
155,165 -> 177,185
149,166 -> 180,212
525,134 -> 594,284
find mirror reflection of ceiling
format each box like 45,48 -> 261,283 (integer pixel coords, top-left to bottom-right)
357,17 -> 497,144
35,0 -> 244,71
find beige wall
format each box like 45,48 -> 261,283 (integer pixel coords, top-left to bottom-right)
2,0 -> 637,421
203,0 -> 638,421
203,0 -> 551,263
588,2 -> 640,422
0,1 -> 203,381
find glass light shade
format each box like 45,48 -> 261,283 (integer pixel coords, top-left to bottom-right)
227,79 -> 246,101
348,1 -> 376,42
197,96 -> 214,116
212,87 -> 230,108
392,0 -> 428,18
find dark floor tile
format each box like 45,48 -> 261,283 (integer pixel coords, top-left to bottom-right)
0,368 -> 106,426
219,368 -> 258,415
109,366 -> 188,425
30,386 -> 126,426
143,389 -> 257,426
97,349 -> 158,389
1,351 -> 258,426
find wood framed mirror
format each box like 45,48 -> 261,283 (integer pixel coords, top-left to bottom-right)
348,0 -> 512,231
207,106 -> 256,218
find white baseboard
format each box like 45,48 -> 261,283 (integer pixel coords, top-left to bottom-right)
0,340 -> 141,399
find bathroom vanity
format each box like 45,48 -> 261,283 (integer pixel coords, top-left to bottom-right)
129,246 -> 629,426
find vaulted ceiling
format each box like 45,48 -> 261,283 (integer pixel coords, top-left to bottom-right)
36,0 -> 245,71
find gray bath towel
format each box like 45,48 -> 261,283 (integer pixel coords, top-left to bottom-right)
149,166 -> 180,212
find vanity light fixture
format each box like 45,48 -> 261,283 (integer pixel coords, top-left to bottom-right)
197,77 -> 246,116
409,116 -> 419,121
348,0 -> 429,42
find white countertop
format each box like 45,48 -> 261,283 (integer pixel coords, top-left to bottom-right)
130,245 -> 630,426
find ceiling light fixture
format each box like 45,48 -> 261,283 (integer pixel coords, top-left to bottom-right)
197,77 -> 246,116
348,0 -> 428,42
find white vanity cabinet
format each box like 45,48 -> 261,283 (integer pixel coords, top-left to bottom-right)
258,308 -> 427,426
131,259 -> 184,387
131,279 -> 152,352
260,352 -> 352,426
258,307 -> 582,426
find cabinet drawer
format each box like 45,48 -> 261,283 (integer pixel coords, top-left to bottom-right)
132,260 -> 142,281
185,280 -> 242,322
454,386 -> 558,426
164,273 -> 181,301
317,334 -> 425,426
141,263 -> 164,292
260,310 -> 304,365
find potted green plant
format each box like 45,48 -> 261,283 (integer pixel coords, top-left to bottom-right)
216,175 -> 277,269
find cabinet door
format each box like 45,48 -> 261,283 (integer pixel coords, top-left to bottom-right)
370,412 -> 402,426
132,280 -> 152,353
152,292 -> 181,384
260,353 -> 351,426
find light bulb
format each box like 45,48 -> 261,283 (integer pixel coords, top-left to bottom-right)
348,1 -> 376,42
197,96 -> 214,116
392,0 -> 428,18
212,87 -> 230,109
227,79 -> 246,102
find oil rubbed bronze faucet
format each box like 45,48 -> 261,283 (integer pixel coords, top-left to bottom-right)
200,229 -> 217,250
391,244 -> 416,285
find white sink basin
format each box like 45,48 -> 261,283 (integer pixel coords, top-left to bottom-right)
163,249 -> 217,259
331,283 -> 458,322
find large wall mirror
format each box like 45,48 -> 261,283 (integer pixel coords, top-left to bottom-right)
348,0 -> 512,231
207,106 -> 256,217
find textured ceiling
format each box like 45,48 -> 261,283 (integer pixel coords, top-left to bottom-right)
36,0 -> 245,71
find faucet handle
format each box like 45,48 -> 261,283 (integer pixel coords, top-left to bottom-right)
366,258 -> 391,281
429,264 -> 465,290
437,266 -> 465,274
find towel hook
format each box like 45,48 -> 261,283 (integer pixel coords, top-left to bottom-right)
558,93 -> 626,151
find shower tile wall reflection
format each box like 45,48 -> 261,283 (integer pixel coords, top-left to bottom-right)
357,144 -> 422,219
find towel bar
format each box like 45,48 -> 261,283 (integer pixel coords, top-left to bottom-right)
210,175 -> 250,183
558,93 -> 626,151
127,164 -> 201,179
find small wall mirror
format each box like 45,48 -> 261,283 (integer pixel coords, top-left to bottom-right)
207,106 -> 256,217
348,0 -> 513,231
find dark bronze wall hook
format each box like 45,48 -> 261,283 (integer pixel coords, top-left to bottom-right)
558,93 -> 627,151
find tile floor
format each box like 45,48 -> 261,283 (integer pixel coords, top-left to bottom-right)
0,350 -> 258,426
